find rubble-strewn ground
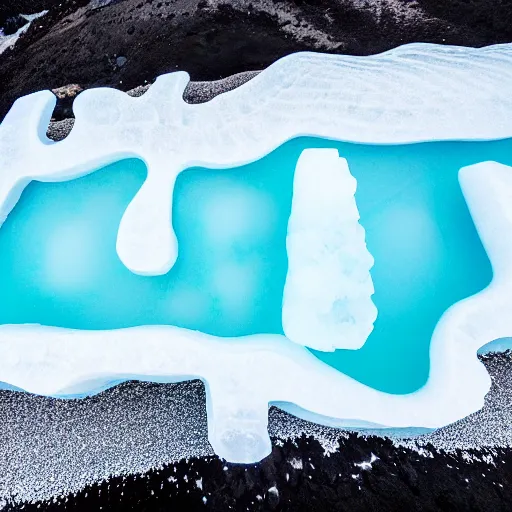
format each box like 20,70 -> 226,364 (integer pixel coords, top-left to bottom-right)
1,353 -> 512,510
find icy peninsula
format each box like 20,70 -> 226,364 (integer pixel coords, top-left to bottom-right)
1,43 -> 512,463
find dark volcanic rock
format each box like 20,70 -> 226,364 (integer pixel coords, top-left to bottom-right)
0,1 -> 57,18
50,83 -> 84,120
417,0 -> 512,44
1,14 -> 28,35
4,435 -> 512,511
1,0 -> 512,121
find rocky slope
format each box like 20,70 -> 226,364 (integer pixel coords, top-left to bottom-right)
1,0 -> 512,121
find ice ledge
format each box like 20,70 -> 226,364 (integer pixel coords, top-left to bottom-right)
1,43 -> 512,276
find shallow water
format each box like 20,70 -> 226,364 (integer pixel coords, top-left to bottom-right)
1,137 -> 512,394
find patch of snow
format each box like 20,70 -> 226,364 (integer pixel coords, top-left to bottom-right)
481,454 -> 495,465
289,458 -> 303,470
354,453 -> 379,470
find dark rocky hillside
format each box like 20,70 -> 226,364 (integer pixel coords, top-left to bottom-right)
1,0 -> 512,120
4,433 -> 512,512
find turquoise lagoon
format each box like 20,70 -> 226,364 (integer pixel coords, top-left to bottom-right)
1,137 -> 511,394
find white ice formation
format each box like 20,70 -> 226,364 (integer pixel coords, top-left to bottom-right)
1,43 -> 512,463
283,149 -> 376,351
0,11 -> 47,56
2,43 -> 512,275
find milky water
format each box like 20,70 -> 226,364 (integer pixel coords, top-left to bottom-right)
1,137 -> 512,394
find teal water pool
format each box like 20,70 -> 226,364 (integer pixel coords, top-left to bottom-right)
1,137 -> 511,394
